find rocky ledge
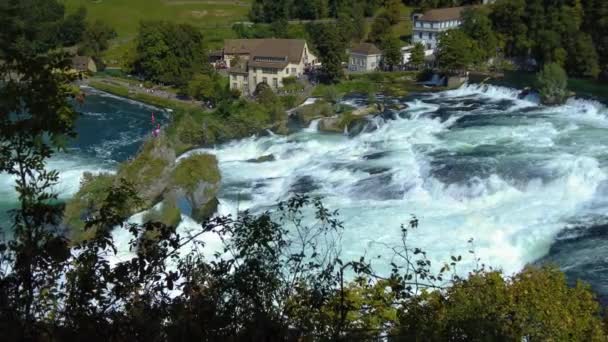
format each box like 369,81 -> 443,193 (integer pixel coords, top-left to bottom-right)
64,133 -> 221,240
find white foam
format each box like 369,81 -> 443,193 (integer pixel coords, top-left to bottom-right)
181,86 -> 608,279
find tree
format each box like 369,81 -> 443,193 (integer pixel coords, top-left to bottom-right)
384,0 -> 401,25
489,0 -> 530,57
310,23 -> 346,83
368,12 -> 392,45
186,74 -> 221,104
409,42 -> 425,68
436,30 -> 476,71
536,62 -> 569,105
0,0 -> 81,337
566,32 -> 600,79
381,34 -> 402,70
133,21 -> 207,87
461,8 -> 498,62
396,267 -> 605,341
58,6 -> 87,46
78,20 -> 117,60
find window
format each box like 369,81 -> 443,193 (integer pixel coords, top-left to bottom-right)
231,74 -> 236,80
419,32 -> 423,39
273,78 -> 278,88
262,77 -> 267,84
292,67 -> 296,74
261,68 -> 278,74
285,68 -> 289,74
232,83 -> 238,89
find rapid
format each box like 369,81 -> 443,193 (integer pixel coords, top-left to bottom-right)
3,84 -> 608,301
186,84 -> 608,300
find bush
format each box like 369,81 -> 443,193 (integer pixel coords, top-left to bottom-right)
537,62 -> 569,105
171,154 -> 220,192
282,76 -> 297,86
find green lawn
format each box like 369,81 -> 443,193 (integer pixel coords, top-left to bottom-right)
62,0 -> 251,37
61,0 -> 251,65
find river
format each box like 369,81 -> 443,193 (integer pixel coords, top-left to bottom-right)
2,84 -> 608,302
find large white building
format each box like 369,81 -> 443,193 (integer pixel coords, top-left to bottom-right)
412,6 -> 467,50
224,39 -> 317,95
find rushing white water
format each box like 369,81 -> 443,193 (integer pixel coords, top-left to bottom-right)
178,84 -> 608,279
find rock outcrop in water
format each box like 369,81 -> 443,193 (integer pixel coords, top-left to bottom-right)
318,103 -> 385,135
293,100 -> 334,126
64,134 -> 221,239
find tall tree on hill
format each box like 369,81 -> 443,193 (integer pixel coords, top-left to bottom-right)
581,0 -> 608,76
565,32 -> 600,79
490,0 -> 531,57
311,23 -> 346,82
368,12 -> 392,46
385,0 -> 402,25
461,8 -> 498,62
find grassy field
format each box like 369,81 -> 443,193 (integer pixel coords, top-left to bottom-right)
61,0 -> 251,64
62,0 -> 251,37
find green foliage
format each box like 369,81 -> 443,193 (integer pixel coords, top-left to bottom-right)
117,136 -> 172,194
368,12 -> 392,46
63,172 -> 116,234
78,20 -> 117,60
308,23 -> 346,83
436,30 -> 477,71
409,42 -> 425,68
396,267 -> 605,341
171,154 -> 220,193
461,7 -> 498,62
381,34 -> 402,70
59,6 -> 87,46
536,62 -> 569,105
186,73 -> 226,105
295,100 -> 334,125
566,32 -> 600,79
132,21 -> 207,87
384,0 -> 401,25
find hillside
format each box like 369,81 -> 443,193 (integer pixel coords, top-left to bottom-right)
61,0 -> 252,63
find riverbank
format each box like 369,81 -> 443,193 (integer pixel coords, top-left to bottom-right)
87,78 -> 205,113
474,70 -> 608,102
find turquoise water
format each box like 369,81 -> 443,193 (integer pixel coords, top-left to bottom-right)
0,87 -> 168,233
4,84 -> 608,304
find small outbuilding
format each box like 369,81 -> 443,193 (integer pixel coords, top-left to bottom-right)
71,56 -> 97,73
348,43 -> 382,72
